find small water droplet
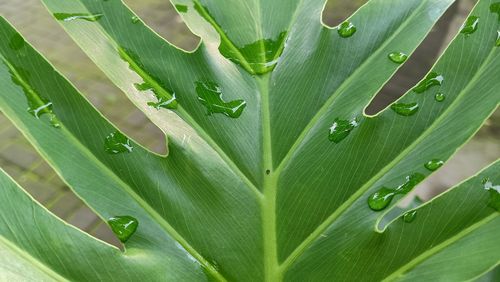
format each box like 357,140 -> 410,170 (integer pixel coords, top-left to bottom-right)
368,173 -> 425,211
490,2 -> 500,20
496,31 -> 500,47
483,177 -> 500,211
434,92 -> 445,102
413,72 -> 444,93
338,21 -> 357,38
131,16 -> 140,24
403,210 -> 417,223
9,34 -> 25,51
391,102 -> 419,116
328,118 -> 358,143
108,216 -> 138,243
175,4 -> 188,13
196,81 -> 246,118
424,159 -> 444,171
105,131 -> 133,154
53,13 -> 104,22
460,16 -> 479,35
266,170 -> 271,175
388,52 -> 408,64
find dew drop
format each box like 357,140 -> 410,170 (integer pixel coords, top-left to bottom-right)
490,2 -> 500,20
368,173 -> 425,211
483,177 -> 500,212
391,102 -> 419,116
196,81 -> 246,118
131,16 -> 140,24
434,92 -> 445,102
105,131 -> 133,154
424,159 -> 444,171
388,52 -> 408,64
403,210 -> 417,223
53,13 -> 104,22
108,216 -> 139,243
337,21 -> 357,38
412,72 -> 444,93
460,16 -> 479,35
175,4 -> 188,13
496,31 -> 500,47
328,118 -> 358,143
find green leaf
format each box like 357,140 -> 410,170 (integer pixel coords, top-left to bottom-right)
0,0 -> 499,280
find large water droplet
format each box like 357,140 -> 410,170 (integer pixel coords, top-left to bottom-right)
483,177 -> 500,212
193,3 -> 286,74
108,216 -> 138,243
460,16 -> 479,35
105,131 -> 133,154
175,4 -> 188,13
7,65 -> 60,128
391,102 -> 419,116
413,72 -> 444,93
490,2 -> 500,20
338,21 -> 357,38
368,187 -> 396,211
388,52 -> 408,64
368,173 -> 425,211
53,13 -> 104,22
435,92 -> 445,102
328,118 -> 358,143
403,210 -> 417,223
424,159 -> 444,171
134,82 -> 178,110
196,81 -> 246,118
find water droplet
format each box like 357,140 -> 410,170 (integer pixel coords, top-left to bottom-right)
368,187 -> 396,211
134,82 -> 178,110
328,118 -> 358,143
131,16 -> 140,24
460,16 -> 479,35
483,177 -> 500,211
496,31 -> 500,47
413,72 -> 444,93
338,21 -> 357,38
265,169 -> 271,175
391,102 -> 419,116
403,210 -> 417,223
424,159 -> 444,171
108,216 -> 138,243
53,13 -> 104,22
368,173 -> 425,211
196,81 -> 246,118
388,52 -> 408,64
490,2 -> 500,20
105,131 -> 133,154
9,34 -> 25,51
6,64 -> 60,128
175,4 -> 188,13
434,92 -> 445,102
193,3 -> 286,74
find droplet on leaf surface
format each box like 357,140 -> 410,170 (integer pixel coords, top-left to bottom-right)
460,16 -> 479,35
483,178 -> 500,212
196,81 -> 246,118
337,21 -> 357,38
131,16 -> 140,24
368,173 -> 425,211
108,216 -> 139,243
435,92 -> 445,102
388,52 -> 408,64
412,72 -> 444,93
496,31 -> 500,47
424,159 -> 444,171
328,118 -> 358,143
391,102 -> 419,116
403,210 -> 417,223
105,131 -> 133,154
53,13 -> 104,22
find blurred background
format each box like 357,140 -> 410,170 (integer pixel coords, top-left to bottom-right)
0,0 -> 498,249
